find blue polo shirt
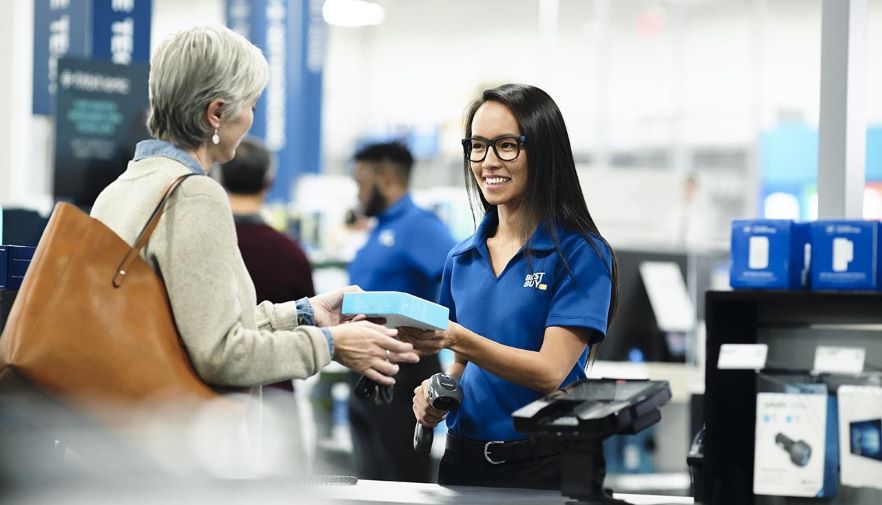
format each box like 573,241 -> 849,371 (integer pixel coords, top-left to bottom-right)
442,208 -> 613,441
348,194 -> 456,301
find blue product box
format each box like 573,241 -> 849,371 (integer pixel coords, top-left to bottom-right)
730,220 -> 810,290
341,291 -> 449,331
0,245 -> 7,290
6,245 -> 36,290
810,221 -> 882,291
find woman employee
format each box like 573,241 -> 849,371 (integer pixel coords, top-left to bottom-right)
409,83 -> 618,489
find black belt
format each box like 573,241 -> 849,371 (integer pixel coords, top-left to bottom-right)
445,433 -> 558,465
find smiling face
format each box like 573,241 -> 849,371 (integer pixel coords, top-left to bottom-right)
469,101 -> 528,210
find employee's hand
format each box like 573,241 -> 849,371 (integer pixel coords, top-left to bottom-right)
310,285 -> 363,327
397,327 -> 445,356
413,378 -> 447,427
436,321 -> 464,349
331,320 -> 419,386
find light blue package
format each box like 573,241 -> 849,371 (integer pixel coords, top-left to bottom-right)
730,220 -> 810,290
810,221 -> 882,291
342,291 -> 449,331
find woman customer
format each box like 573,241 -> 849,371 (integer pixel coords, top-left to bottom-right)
409,83 -> 618,489
91,25 -> 417,389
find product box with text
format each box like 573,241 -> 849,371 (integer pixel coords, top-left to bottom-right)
754,392 -> 838,497
730,220 -> 810,290
810,221 -> 882,291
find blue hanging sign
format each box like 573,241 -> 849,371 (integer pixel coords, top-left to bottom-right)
226,0 -> 326,203
90,0 -> 152,65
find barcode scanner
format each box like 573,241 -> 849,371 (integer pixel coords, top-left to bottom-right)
413,373 -> 462,453
775,433 -> 812,467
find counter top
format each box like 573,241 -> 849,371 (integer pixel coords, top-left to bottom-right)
310,479 -> 695,505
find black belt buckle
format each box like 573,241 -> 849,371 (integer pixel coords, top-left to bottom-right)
483,440 -> 507,465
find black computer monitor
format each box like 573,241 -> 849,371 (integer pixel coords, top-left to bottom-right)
598,248 -> 689,363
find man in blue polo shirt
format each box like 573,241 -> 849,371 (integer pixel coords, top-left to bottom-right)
347,142 -> 456,483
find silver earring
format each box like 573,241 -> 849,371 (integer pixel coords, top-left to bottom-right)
212,129 -> 220,145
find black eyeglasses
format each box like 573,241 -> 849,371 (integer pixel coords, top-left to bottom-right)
461,135 -> 527,162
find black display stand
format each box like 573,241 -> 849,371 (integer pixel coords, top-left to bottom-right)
701,290 -> 882,505
513,379 -> 672,504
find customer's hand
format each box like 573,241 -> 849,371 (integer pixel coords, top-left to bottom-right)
310,285 -> 362,327
412,378 -> 447,427
397,327 -> 445,356
331,320 -> 419,385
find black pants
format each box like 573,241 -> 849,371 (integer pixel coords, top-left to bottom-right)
347,357 -> 440,483
438,434 -> 562,489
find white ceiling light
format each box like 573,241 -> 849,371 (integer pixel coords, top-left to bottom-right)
322,0 -> 385,27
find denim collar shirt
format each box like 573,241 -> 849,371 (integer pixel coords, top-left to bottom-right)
133,139 -> 205,175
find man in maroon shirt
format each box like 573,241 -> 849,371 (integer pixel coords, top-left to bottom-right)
218,139 -> 316,393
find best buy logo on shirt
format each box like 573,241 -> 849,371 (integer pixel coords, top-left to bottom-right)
523,272 -> 547,290
379,229 -> 395,247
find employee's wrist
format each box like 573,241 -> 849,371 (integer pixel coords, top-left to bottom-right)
443,322 -> 464,350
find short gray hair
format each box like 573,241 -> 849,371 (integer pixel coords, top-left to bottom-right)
147,25 -> 269,150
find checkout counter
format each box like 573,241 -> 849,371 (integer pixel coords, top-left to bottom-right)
0,374 -> 686,505
309,480 -> 693,505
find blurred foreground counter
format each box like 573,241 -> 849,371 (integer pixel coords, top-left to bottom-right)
5,474 -> 697,505
311,479 -> 694,505
4,472 -> 695,505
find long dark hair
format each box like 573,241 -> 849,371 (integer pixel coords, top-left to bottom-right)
462,83 -> 618,328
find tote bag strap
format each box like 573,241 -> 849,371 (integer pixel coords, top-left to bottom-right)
113,173 -> 200,287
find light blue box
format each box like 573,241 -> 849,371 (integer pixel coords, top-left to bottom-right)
342,291 -> 449,331
810,221 -> 882,291
730,220 -> 810,290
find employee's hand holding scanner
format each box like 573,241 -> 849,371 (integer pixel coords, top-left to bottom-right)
413,373 -> 462,453
413,372 -> 459,431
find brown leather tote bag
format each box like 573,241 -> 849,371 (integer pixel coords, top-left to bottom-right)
0,174 -> 217,417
